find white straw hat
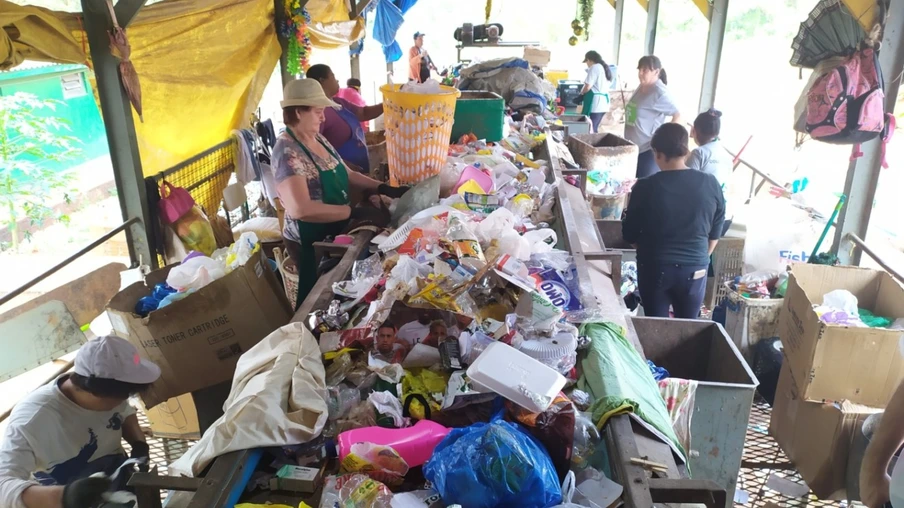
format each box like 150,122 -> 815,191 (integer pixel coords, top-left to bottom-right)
280,78 -> 340,109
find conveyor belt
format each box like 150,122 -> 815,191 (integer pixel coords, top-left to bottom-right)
128,134 -> 728,508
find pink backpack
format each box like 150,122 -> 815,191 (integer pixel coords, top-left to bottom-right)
805,48 -> 886,144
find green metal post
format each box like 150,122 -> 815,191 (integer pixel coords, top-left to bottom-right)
79,0 -> 154,268
699,0 -> 729,113
644,0 -> 660,56
274,0 -> 293,87
833,0 -> 904,265
613,0 -> 625,65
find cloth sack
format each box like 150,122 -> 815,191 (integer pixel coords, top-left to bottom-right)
169,322 -> 328,476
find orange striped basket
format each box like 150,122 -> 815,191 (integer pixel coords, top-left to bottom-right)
380,84 -> 461,186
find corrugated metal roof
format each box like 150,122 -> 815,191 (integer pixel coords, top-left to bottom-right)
0,60 -> 60,73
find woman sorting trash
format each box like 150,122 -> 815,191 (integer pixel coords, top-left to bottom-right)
579,51 -> 613,133
275,79 -> 408,308
306,64 -> 384,173
621,124 -> 725,319
624,56 -> 681,178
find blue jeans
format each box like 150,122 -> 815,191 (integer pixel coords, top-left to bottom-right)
589,113 -> 605,133
638,262 -> 708,319
636,149 -> 660,179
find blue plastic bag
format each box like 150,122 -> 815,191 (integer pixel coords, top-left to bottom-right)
424,411 -> 562,508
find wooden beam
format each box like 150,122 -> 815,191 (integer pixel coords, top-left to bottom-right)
350,0 -> 374,19
113,0 -> 148,27
273,0 -> 293,87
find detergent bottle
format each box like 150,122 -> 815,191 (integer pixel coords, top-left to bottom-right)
337,419 -> 451,468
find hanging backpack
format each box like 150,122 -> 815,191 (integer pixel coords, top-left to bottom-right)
805,47 -> 886,144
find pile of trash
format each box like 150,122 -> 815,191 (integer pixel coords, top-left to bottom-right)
727,270 -> 788,300
134,232 -> 261,316
286,137 -> 630,507
815,289 -> 903,329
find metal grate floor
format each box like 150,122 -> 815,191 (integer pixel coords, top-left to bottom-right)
121,398 -> 863,506
737,398 -> 862,507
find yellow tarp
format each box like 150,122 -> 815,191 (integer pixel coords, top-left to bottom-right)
0,0 -> 85,70
3,0 -> 364,213
306,0 -> 366,49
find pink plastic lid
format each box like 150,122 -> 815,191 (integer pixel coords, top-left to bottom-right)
334,235 -> 354,245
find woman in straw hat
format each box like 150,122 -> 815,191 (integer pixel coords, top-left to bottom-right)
274,79 -> 408,307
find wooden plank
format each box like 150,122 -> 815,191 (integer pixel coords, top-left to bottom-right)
0,301 -> 84,382
0,262 -> 127,327
293,230 -> 374,320
129,470 -> 202,491
606,415 -> 655,507
649,478 -> 727,508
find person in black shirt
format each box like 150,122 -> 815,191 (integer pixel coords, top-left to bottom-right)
622,123 -> 725,318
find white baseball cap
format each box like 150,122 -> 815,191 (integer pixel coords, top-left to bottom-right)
74,336 -> 161,384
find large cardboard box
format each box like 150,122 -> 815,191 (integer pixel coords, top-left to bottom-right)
779,264 -> 904,407
142,394 -> 201,440
107,249 -> 292,408
770,363 -> 881,500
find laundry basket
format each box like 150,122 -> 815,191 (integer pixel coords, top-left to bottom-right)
705,237 -> 746,310
273,247 -> 299,310
380,84 -> 461,186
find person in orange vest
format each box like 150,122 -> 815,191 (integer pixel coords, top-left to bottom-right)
408,32 -> 436,83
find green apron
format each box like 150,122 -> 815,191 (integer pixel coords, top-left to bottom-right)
581,92 -> 610,116
287,131 -> 351,309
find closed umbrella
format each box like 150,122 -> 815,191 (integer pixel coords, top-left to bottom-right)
104,0 -> 143,122
790,0 -> 867,69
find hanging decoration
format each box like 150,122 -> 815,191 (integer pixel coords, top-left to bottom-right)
485,0 -> 492,23
282,1 -> 313,76
578,0 -> 594,41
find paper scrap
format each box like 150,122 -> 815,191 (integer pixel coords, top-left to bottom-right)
402,344 -> 442,368
766,473 -> 810,498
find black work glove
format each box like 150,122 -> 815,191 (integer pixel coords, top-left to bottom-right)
350,205 -> 390,227
62,476 -> 111,508
378,183 -> 410,199
130,441 -> 150,472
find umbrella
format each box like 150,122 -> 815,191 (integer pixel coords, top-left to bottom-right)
104,0 -> 143,122
790,0 -> 866,69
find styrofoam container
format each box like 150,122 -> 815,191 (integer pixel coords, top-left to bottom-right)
466,341 -> 567,413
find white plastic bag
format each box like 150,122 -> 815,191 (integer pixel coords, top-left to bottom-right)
822,289 -> 859,316
524,229 -> 557,254
165,256 -> 226,291
740,200 -> 825,273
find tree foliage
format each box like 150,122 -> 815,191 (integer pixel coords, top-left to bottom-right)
0,92 -> 81,250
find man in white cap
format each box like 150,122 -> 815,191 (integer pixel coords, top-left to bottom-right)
0,335 -> 161,508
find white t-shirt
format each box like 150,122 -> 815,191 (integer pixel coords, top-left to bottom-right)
584,63 -> 611,114
396,321 -> 431,347
0,375 -> 135,508
686,139 -> 733,219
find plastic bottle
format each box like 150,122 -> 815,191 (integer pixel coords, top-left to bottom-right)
337,419 -> 451,468
446,215 -> 486,272
327,386 -> 361,421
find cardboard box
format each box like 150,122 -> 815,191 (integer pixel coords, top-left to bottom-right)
269,465 -> 321,493
524,47 -> 551,68
779,264 -> 904,407
107,249 -> 292,408
770,363 -> 881,500
142,394 -> 201,440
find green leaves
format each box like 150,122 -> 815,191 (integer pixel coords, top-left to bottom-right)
0,92 -> 82,251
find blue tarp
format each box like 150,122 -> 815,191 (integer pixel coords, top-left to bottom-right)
373,0 -> 419,63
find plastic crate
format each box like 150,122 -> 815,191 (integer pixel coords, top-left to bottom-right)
705,237 -> 745,310
450,91 -> 504,143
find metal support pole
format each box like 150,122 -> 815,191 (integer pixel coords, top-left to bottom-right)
833,0 -> 904,265
79,0 -> 154,269
273,0 -> 293,87
699,0 -> 729,113
644,0 -> 660,56
350,42 -> 362,80
387,62 -> 394,84
613,0 -> 625,65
